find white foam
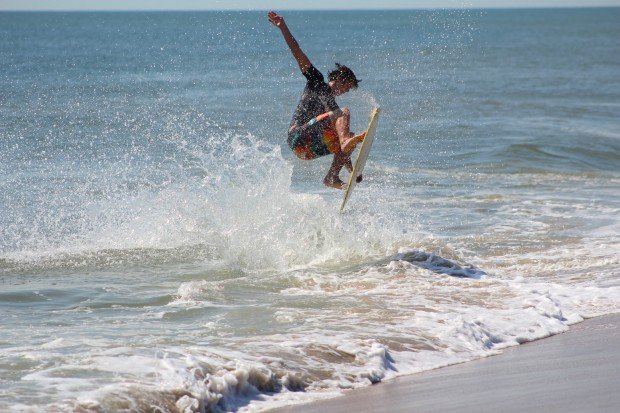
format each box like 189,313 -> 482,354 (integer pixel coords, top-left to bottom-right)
5,243 -> 620,413
3,120 -> 619,413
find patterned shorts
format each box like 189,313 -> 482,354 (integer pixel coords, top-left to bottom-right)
287,111 -> 341,160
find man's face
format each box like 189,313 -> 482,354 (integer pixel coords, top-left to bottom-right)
332,79 -> 356,96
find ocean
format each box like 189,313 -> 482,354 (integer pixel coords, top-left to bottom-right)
1,8 -> 619,412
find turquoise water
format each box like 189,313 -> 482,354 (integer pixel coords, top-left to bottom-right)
1,9 -> 619,412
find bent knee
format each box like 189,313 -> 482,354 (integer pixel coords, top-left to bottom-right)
333,107 -> 350,122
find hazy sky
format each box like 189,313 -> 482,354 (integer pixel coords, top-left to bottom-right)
2,0 -> 620,10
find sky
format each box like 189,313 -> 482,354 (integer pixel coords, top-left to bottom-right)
2,0 -> 620,11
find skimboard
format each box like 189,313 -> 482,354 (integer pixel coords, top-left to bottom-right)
340,107 -> 380,212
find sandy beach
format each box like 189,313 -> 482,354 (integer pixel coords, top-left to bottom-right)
270,313 -> 620,413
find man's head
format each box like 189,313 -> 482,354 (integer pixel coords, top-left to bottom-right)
328,63 -> 359,96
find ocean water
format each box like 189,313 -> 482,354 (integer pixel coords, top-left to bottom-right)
1,8 -> 619,412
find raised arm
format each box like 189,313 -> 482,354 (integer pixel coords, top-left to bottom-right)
267,11 -> 312,74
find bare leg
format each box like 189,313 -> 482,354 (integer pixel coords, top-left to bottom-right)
342,155 -> 363,182
334,107 -> 353,153
333,107 -> 365,154
323,152 -> 348,189
344,155 -> 353,173
320,108 -> 365,189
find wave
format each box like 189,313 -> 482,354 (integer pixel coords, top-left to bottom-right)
1,118 -> 410,275
456,137 -> 620,175
18,247 -> 618,413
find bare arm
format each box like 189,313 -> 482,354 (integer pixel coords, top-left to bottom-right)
268,11 -> 312,73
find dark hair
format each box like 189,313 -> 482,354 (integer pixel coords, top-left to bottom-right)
328,63 -> 360,88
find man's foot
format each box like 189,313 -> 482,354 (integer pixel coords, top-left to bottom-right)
353,131 -> 366,142
323,176 -> 345,190
341,131 -> 367,154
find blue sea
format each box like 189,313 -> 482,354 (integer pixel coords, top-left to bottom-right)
1,8 -> 619,412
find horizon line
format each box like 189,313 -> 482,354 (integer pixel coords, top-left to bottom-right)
2,5 -> 619,12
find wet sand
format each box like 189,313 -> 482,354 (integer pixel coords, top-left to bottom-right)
269,313 -> 620,413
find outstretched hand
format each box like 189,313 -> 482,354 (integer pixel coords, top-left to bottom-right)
267,11 -> 285,29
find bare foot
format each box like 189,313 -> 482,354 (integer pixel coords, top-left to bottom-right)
353,131 -> 366,142
341,131 -> 367,154
323,176 -> 345,189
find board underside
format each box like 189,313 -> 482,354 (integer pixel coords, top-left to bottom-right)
340,107 -> 381,212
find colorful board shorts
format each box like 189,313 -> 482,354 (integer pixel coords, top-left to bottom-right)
287,111 -> 341,160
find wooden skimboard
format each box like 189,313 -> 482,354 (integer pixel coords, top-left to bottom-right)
340,107 -> 380,212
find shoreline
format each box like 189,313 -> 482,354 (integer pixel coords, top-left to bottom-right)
268,312 -> 620,413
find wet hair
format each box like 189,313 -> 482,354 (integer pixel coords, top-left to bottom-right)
328,63 -> 360,88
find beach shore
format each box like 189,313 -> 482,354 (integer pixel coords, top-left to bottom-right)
269,313 -> 620,413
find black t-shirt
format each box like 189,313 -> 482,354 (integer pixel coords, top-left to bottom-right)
290,65 -> 340,129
